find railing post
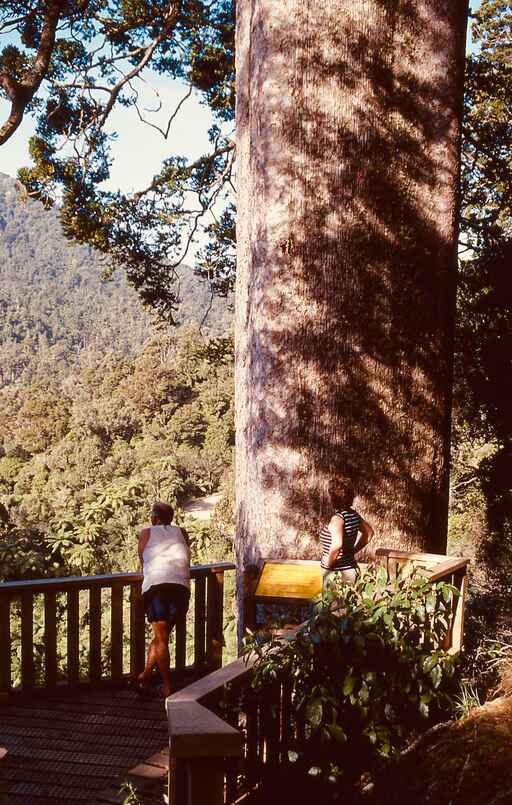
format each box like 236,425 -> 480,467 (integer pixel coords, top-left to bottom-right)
194,576 -> 206,671
0,591 -> 11,696
44,591 -> 57,688
449,569 -> 468,654
67,588 -> 80,686
182,759 -> 225,805
89,586 -> 102,683
21,590 -> 34,692
130,582 -> 146,676
167,700 -> 243,805
110,582 -> 124,683
206,571 -> 224,671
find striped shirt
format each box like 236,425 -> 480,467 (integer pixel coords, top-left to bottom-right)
320,509 -> 361,571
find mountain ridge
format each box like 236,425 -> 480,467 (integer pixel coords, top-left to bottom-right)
0,172 -> 232,387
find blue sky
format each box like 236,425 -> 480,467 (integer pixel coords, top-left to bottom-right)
0,75 -> 217,195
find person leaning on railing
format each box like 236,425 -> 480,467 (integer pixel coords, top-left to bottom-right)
320,479 -> 374,588
136,501 -> 191,698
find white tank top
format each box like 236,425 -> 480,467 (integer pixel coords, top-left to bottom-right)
141,525 -> 191,594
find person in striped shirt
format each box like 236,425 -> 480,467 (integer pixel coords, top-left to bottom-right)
320,479 -> 374,587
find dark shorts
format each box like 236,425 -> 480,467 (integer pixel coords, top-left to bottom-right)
142,583 -> 190,626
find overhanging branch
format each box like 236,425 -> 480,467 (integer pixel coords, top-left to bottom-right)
0,0 -> 65,146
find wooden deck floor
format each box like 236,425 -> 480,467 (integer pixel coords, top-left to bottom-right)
0,686 -> 173,805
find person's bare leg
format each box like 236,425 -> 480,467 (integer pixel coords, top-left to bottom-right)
138,638 -> 160,689
138,621 -> 172,696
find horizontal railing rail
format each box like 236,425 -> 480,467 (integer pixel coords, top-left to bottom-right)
167,550 -> 469,805
0,562 -> 235,697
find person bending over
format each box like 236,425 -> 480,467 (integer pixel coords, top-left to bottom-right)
137,501 -> 190,698
320,479 -> 374,587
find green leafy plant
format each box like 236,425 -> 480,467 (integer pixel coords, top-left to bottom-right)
243,566 -> 460,789
454,681 -> 482,718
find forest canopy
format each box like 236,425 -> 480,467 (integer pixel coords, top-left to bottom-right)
0,325 -> 235,581
0,171 -> 234,583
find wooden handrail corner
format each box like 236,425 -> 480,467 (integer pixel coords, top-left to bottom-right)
167,700 -> 243,759
375,548 -> 466,564
425,557 -> 469,583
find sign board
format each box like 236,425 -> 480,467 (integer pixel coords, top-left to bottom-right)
246,559 -> 322,630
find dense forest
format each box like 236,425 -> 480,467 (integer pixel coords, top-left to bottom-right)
0,172 -> 234,582
0,172 -> 232,386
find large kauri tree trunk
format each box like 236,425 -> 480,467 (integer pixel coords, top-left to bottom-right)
235,1 -> 468,614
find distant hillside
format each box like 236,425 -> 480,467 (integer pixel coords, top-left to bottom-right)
0,173 -> 232,387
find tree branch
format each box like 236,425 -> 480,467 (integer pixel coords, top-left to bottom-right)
132,82 -> 193,139
82,1 -> 181,163
132,142 -> 235,200
0,0 -> 65,145
451,476 -> 478,493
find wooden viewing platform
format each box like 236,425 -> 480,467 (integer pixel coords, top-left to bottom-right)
0,552 -> 469,805
0,685 -> 169,804
0,562 -> 235,805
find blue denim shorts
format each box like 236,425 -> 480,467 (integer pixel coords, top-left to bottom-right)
142,583 -> 190,625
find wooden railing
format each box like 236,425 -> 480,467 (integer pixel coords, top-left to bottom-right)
0,562 -> 235,696
166,551 -> 469,805
375,549 -> 468,653
167,646 -> 286,805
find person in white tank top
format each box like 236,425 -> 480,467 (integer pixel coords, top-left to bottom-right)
136,501 -> 191,698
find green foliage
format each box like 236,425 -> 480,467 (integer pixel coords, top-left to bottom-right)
0,1 -> 235,318
459,572 -> 512,704
243,567 -> 460,786
0,327 -> 234,581
0,173 -> 232,389
454,680 -> 481,718
451,0 -> 512,590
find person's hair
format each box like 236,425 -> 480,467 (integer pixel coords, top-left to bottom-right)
151,501 -> 174,525
328,478 -> 355,512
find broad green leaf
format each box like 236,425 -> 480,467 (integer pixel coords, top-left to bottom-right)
305,698 -> 323,729
430,665 -> 442,688
365,728 -> 377,744
359,681 -> 370,704
442,586 -> 453,603
343,675 -> 356,696
422,655 -> 438,673
327,723 -> 347,743
377,566 -> 388,587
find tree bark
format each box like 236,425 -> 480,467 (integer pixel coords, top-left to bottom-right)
235,0 -> 468,619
